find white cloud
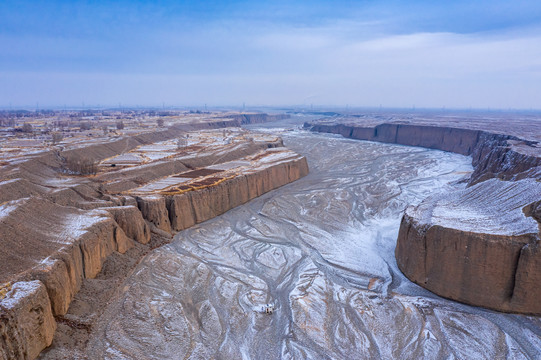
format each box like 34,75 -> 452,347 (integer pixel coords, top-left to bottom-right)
2,15 -> 541,109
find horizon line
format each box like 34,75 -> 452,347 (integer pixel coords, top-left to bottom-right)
1,104 -> 541,114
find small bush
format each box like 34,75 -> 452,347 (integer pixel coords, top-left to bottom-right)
51,132 -> 63,144
22,123 -> 33,133
62,156 -> 97,175
80,122 -> 92,130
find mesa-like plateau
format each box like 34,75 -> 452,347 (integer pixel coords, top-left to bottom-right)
307,112 -> 541,314
0,112 -> 308,359
1,109 -> 541,359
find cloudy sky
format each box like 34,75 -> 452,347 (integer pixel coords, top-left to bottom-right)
1,0 -> 541,109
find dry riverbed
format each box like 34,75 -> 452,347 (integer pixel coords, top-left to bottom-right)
45,126 -> 541,359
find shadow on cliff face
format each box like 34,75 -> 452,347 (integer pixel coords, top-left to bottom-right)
76,130 -> 541,359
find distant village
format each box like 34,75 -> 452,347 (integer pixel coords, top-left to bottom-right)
0,108 -> 212,148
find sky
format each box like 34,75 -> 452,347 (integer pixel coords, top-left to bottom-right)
1,0 -> 541,109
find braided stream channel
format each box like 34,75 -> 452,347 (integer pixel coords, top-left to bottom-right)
85,122 -> 541,359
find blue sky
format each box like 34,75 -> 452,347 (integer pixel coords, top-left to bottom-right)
1,0 -> 541,108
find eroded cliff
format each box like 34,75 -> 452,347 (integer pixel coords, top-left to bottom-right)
308,121 -> 541,184
0,116 -> 308,359
308,117 -> 541,314
396,178 -> 541,314
0,281 -> 56,360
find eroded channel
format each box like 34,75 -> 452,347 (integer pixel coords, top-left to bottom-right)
85,128 -> 541,359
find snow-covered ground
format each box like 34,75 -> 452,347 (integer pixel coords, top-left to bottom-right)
85,127 -> 541,359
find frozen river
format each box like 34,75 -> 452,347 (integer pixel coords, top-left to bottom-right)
86,124 -> 541,359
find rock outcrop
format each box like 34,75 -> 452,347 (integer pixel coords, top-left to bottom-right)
308,121 -> 541,185
167,156 -> 309,231
0,281 -> 56,360
136,196 -> 172,233
102,206 -> 151,244
308,118 -> 541,314
0,116 -> 308,358
395,178 -> 541,314
0,198 -> 134,316
470,133 -> 541,184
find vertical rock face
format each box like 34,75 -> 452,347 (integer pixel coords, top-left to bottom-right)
167,193 -> 197,231
0,199 -> 125,317
25,214 -> 124,317
395,178 -> 541,314
0,123 -> 309,359
310,123 -> 481,156
76,215 -> 119,279
396,214 -> 536,311
103,206 -> 151,245
309,121 -> 541,184
25,256 -> 82,317
136,196 -> 172,233
114,226 -> 133,254
167,156 -> 309,231
0,281 -> 56,360
470,133 -> 541,184
143,153 -> 309,235
511,242 -> 541,313
225,113 -> 290,125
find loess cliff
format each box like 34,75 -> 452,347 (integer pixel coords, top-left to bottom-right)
308,121 -> 541,184
0,115 -> 307,359
396,178 -> 541,314
308,116 -> 541,314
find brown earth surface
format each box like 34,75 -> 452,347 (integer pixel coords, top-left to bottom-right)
0,113 -> 310,359
307,113 -> 541,314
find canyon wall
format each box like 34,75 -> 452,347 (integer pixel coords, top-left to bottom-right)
308,120 -> 541,314
166,156 -> 309,231
0,115 -> 308,359
225,113 -> 290,125
0,197 -> 142,317
0,153 -> 308,358
0,281 -> 56,360
395,178 -> 541,314
308,122 -> 541,185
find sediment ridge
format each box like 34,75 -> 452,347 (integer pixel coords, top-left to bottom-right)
0,114 -> 307,359
307,118 -> 541,314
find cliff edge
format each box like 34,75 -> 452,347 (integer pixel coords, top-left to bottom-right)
396,178 -> 541,314
0,114 -> 308,359
308,114 -> 541,314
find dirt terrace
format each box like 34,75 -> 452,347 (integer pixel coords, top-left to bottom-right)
308,114 -> 541,314
0,113 -> 308,359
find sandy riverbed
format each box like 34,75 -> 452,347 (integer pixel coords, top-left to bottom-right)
48,122 -> 541,359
